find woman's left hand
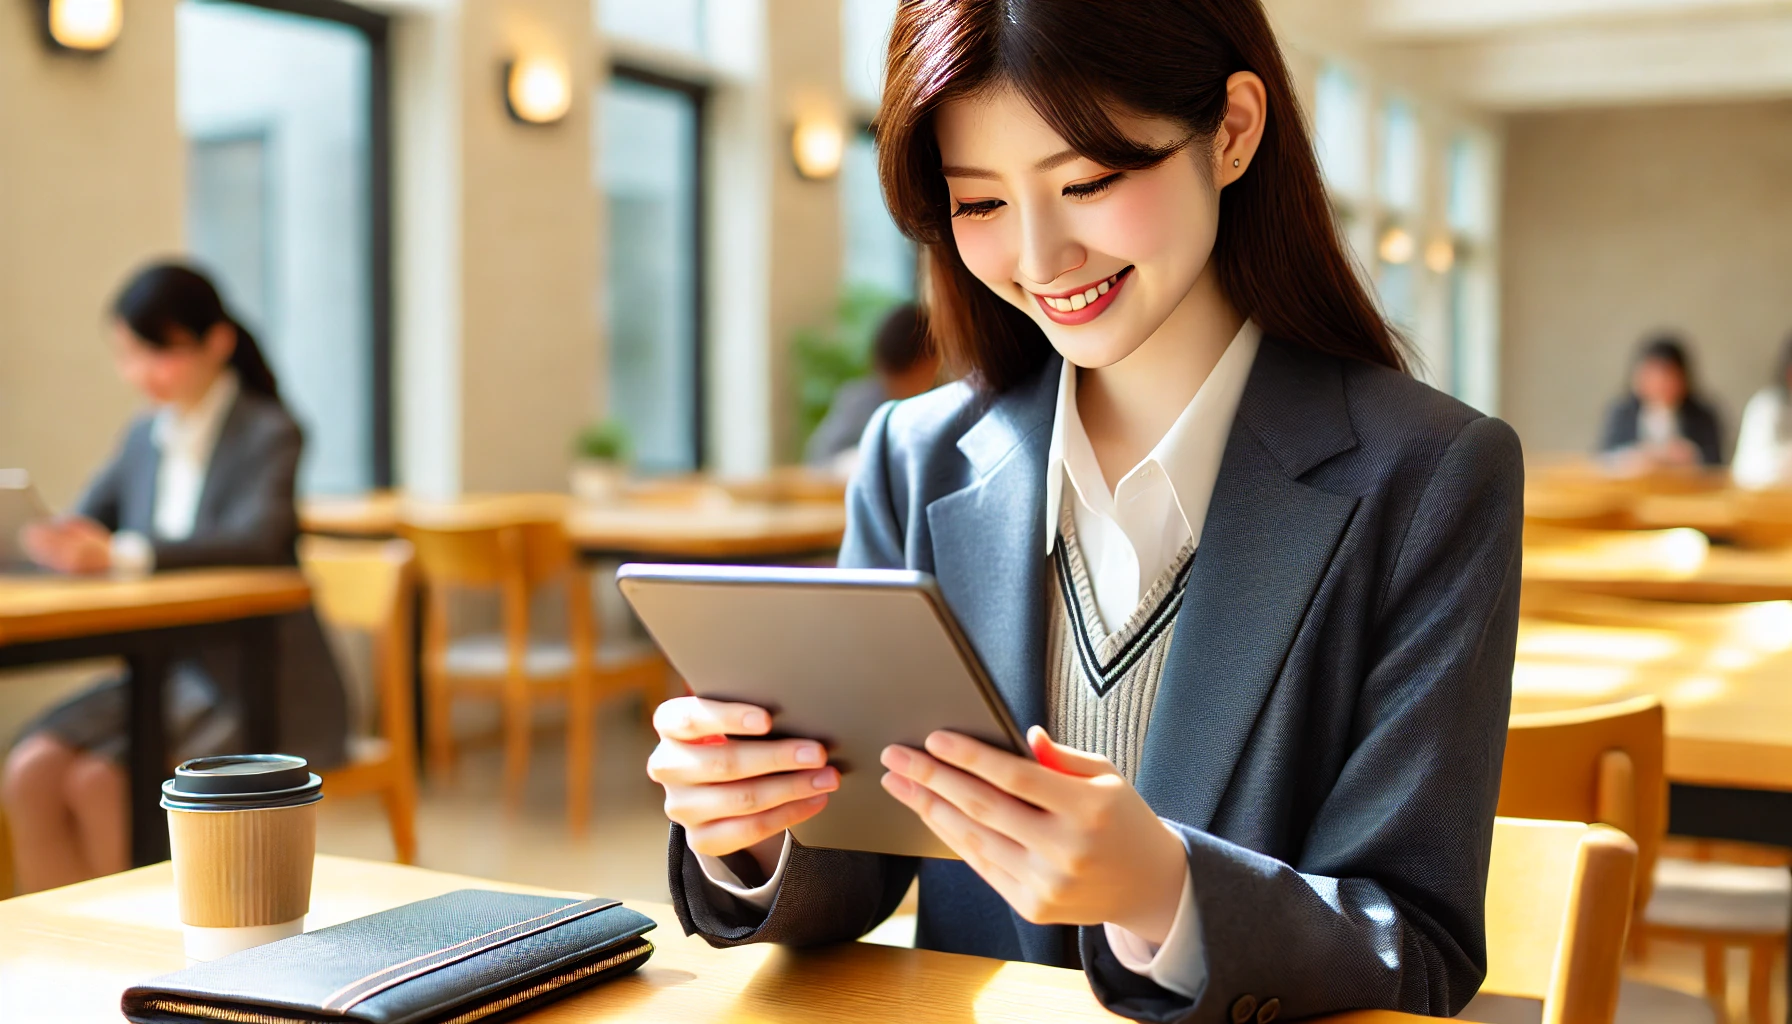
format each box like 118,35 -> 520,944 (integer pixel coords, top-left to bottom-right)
881,725 -> 1188,944
21,517 -> 112,574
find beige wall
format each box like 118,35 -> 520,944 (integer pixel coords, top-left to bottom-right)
763,0 -> 842,463
1500,101 -> 1792,455
0,0 -> 183,509
457,0 -> 600,492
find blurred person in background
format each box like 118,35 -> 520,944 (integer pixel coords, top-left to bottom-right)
1598,333 -> 1724,471
1732,333 -> 1792,489
804,302 -> 941,475
2,262 -> 347,893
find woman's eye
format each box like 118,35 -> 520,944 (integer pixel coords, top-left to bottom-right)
1062,172 -> 1124,199
952,199 -> 1004,220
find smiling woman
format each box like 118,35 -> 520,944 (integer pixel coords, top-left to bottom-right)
648,3 -> 1523,1022
876,0 -> 1403,394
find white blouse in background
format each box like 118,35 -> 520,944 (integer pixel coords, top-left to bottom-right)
1733,388 -> 1792,490
110,371 -> 240,575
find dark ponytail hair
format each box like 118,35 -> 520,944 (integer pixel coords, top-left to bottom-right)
877,0 -> 1406,393
111,262 -> 281,402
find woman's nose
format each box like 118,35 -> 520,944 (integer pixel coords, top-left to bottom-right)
1015,207 -> 1085,289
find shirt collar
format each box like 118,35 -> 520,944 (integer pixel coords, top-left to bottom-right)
153,370 -> 240,456
1044,320 -> 1262,554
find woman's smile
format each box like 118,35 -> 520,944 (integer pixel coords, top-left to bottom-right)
1030,266 -> 1133,325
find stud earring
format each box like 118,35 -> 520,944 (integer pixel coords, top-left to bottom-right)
1233,158 -> 1241,167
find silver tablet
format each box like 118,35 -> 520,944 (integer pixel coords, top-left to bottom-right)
0,469 -> 51,570
616,562 -> 1027,860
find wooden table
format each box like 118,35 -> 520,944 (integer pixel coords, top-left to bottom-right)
1514,591 -> 1792,1020
302,492 -> 848,562
0,569 -> 312,864
1522,525 -> 1792,603
0,854 -> 1419,1024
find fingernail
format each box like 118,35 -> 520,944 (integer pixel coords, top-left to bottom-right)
813,767 -> 839,790
795,743 -> 824,766
744,710 -> 770,732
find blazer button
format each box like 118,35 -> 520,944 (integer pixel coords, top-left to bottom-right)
1230,994 -> 1258,1024
1257,997 -> 1281,1023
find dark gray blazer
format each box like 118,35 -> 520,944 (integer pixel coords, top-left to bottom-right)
667,337 -> 1523,1022
76,389 -> 348,770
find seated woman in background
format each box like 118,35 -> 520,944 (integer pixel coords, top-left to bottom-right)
1599,334 -> 1725,471
2,262 -> 347,893
803,302 -> 942,475
1732,334 -> 1792,489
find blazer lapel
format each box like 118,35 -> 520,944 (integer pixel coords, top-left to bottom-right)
1135,339 -> 1361,829
191,394 -> 250,531
925,359 -> 1059,737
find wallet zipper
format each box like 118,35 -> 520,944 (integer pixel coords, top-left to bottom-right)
142,939 -> 654,1024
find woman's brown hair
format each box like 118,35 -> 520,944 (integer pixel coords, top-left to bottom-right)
877,0 -> 1406,392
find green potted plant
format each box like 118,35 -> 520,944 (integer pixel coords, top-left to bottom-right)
569,419 -> 631,504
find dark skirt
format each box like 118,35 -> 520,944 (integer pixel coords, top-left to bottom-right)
23,661 -> 241,768
19,609 -> 348,772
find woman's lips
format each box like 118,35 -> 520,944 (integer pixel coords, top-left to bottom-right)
1031,267 -> 1132,326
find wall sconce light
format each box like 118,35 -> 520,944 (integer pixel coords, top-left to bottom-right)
1377,226 -> 1415,266
791,114 -> 845,180
38,0 -> 123,53
504,55 -> 571,126
1424,237 -> 1456,274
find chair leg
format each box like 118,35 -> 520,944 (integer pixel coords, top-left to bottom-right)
567,672 -> 594,838
380,776 -> 419,866
424,669 -> 454,782
1747,940 -> 1777,1024
1705,940 -> 1731,1024
502,673 -> 532,815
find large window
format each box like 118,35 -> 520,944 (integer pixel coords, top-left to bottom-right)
598,71 -> 705,472
1373,98 -> 1422,330
177,0 -> 389,494
841,129 -> 915,300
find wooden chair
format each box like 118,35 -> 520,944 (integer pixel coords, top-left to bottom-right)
299,537 -> 420,865
1501,697 -> 1785,1024
1460,818 -> 1639,1024
403,515 -> 664,836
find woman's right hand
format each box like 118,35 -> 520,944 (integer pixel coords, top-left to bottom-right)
647,696 -> 840,867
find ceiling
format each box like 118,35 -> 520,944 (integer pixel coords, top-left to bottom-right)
1271,0 -> 1792,110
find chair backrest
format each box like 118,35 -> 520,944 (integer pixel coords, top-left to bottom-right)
1499,696 -> 1665,919
1483,817 -> 1638,1024
297,537 -> 417,758
400,514 -> 590,670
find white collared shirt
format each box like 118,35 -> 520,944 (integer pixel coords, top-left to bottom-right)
1046,321 -> 1260,631
697,323 -> 1262,1002
111,371 -> 240,575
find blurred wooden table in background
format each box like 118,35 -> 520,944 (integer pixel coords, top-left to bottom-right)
0,568 -> 312,864
301,472 -> 848,562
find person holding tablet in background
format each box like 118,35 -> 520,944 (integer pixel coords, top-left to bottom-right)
2,262 -> 347,893
646,2 -> 1522,1020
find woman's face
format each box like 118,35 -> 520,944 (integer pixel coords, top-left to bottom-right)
110,320 -> 231,407
1632,356 -> 1688,408
935,86 -> 1221,370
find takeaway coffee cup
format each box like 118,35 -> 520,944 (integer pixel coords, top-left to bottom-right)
162,754 -> 322,961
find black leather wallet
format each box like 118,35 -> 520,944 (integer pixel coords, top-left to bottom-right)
122,889 -> 656,1024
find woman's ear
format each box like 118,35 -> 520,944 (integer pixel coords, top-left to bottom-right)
1214,71 -> 1268,188
203,321 -> 238,364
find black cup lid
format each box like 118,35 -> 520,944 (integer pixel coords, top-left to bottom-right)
162,754 -> 322,811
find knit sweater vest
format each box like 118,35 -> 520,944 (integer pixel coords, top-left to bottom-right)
1045,504 -> 1197,783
